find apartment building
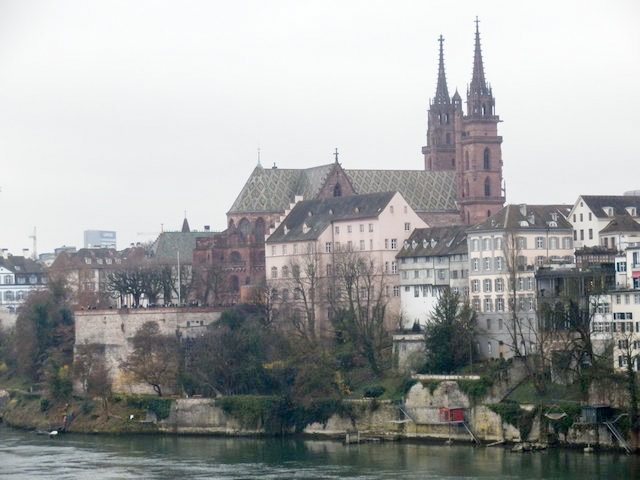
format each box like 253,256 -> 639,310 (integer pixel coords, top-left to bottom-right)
466,204 -> 574,359
395,225 -> 468,328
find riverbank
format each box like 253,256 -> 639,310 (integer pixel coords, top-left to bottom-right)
0,386 -> 636,455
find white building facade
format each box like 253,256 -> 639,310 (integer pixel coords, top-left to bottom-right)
396,225 -> 468,329
0,255 -> 48,313
467,204 -> 575,359
568,195 -> 640,249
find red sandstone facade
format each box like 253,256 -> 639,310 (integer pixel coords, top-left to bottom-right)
423,23 -> 505,225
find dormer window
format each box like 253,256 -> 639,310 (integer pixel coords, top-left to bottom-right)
284,226 -> 289,235
354,207 -> 360,213
302,223 -> 309,234
603,206 -> 614,217
422,239 -> 428,248
106,258 -> 112,265
84,258 -> 91,264
551,212 -> 558,221
411,240 -> 417,249
627,207 -> 637,217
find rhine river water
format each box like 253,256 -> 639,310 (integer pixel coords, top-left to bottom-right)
0,426 -> 638,479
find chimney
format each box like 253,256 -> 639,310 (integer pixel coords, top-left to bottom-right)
519,204 -> 527,217
1,248 -> 8,259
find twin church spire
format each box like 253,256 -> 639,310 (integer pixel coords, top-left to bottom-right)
432,17 -> 493,115
423,18 -> 504,225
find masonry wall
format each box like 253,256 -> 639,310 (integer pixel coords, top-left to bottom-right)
74,307 -> 223,394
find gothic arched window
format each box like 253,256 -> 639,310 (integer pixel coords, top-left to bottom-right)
483,148 -> 490,170
230,275 -> 239,293
465,151 -> 470,170
464,180 -> 469,198
333,183 -> 342,197
484,177 -> 491,197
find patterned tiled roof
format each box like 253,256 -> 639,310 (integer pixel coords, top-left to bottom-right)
346,169 -> 457,213
228,164 -> 457,215
599,215 -> 640,234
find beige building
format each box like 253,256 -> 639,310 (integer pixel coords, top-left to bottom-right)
265,191 -> 426,335
466,204 -> 574,359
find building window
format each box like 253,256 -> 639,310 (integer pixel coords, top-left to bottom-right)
535,237 -> 545,249
326,264 -> 332,276
549,237 -> 559,249
472,297 -> 480,311
437,269 -> 445,280
495,256 -> 503,271
359,240 -> 365,250
348,225 -> 353,233
472,259 -> 479,271
483,148 -> 490,170
325,242 -> 332,253
483,279 -> 492,292
495,278 -> 504,292
368,224 -> 374,232
486,318 -> 492,329
391,239 -> 397,250
483,257 -> 491,271
293,244 -> 298,254
484,298 -> 493,312
588,229 -> 593,240
404,222 -> 411,231
516,237 -> 527,249
271,246 -> 276,256
347,241 -> 353,251
482,238 -> 491,251
580,230 -> 584,241
494,237 -> 503,250
484,177 -> 491,197
335,226 -> 340,234
390,206 -> 394,214
414,286 -> 420,297
270,267 -> 278,279
282,245 -> 287,255
391,261 -> 397,274
496,297 -> 504,312
393,286 -> 400,297
471,280 -> 480,293
282,266 -> 289,278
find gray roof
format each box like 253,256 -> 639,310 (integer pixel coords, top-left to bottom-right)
468,204 -> 573,233
599,215 -> 640,234
0,256 -> 45,274
151,231 -> 218,263
228,163 -> 457,215
581,195 -> 640,218
267,191 -> 396,243
396,225 -> 468,258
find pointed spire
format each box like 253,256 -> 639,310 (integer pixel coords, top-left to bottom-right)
181,215 -> 190,233
470,17 -> 488,95
434,35 -> 450,104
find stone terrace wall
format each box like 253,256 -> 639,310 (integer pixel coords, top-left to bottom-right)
74,307 -> 223,394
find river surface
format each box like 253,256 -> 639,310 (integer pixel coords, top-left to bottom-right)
0,426 -> 638,479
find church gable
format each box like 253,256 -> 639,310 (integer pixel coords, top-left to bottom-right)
314,162 -> 356,199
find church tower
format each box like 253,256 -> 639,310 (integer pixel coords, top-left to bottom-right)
423,36 -> 456,171
457,19 -> 504,224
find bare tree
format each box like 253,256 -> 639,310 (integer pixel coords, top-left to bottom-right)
193,262 -> 227,305
328,249 -> 390,376
615,331 -> 639,449
120,321 -> 179,396
277,248 -> 324,344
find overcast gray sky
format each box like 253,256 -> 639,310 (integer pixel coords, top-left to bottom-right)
1,0 -> 639,254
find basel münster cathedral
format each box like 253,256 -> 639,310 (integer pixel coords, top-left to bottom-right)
194,21 -> 505,302
228,21 -> 504,234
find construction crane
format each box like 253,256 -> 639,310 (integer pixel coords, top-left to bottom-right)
28,227 -> 37,260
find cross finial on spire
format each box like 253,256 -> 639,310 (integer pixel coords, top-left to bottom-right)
257,147 -> 261,166
475,16 -> 480,31
334,147 -> 339,163
433,34 -> 450,104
